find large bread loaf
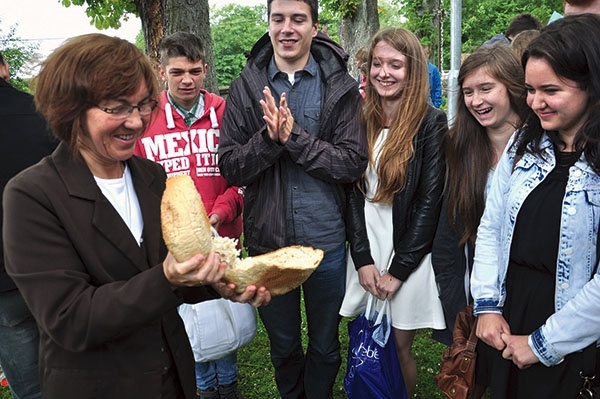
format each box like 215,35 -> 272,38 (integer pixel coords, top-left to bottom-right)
161,175 -> 323,295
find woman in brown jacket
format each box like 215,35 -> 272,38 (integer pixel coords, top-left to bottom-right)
2,33 -> 270,399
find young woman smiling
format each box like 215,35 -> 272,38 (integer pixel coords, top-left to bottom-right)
340,27 -> 448,398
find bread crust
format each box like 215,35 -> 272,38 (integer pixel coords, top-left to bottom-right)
223,246 -> 324,295
161,175 -> 323,295
161,174 -> 213,262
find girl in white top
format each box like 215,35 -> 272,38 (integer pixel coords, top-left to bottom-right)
340,27 -> 448,398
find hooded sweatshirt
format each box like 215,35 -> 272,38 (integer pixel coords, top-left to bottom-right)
135,89 -> 243,241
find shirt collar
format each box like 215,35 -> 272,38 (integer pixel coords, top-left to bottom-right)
167,92 -> 204,119
268,53 -> 319,83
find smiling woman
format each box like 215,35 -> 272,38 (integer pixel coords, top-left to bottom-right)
2,33 -> 270,399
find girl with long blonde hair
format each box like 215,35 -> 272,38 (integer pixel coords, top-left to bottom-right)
340,27 -> 448,397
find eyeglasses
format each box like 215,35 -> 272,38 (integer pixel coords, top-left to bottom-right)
93,99 -> 158,118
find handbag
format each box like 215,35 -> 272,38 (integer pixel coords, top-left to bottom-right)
344,295 -> 408,399
435,304 -> 485,399
178,298 -> 257,362
577,344 -> 600,399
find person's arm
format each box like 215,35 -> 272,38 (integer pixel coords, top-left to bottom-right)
284,87 -> 368,184
470,140 -> 517,350
530,272 -> 600,366
218,78 -> 285,187
209,185 -> 244,229
387,109 -> 448,281
470,145 -> 513,314
432,193 -> 470,324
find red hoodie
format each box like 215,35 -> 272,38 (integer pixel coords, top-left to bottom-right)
135,89 -> 243,241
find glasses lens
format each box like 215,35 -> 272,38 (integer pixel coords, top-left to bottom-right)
111,105 -> 131,117
139,100 -> 157,115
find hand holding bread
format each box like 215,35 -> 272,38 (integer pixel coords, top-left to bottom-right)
161,175 -> 323,296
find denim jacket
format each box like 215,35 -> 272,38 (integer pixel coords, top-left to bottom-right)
471,132 -> 600,366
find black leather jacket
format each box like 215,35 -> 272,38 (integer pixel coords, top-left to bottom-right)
346,106 -> 447,281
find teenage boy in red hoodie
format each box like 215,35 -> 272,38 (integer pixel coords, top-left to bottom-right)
134,32 -> 244,399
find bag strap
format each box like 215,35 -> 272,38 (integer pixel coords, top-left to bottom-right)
365,294 -> 387,326
466,306 -> 478,352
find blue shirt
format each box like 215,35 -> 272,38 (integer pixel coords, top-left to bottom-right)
267,55 -> 346,252
428,62 -> 443,108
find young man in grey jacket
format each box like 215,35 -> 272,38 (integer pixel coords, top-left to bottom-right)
218,1 -> 367,398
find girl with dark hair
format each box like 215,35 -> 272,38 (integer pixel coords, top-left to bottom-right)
471,14 -> 600,398
432,44 -> 527,345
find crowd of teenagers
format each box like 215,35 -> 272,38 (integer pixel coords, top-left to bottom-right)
1,0 -> 600,398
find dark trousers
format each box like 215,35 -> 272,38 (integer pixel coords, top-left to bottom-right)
258,244 -> 346,399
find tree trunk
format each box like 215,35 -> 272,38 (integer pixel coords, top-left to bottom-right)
136,0 -> 219,94
338,0 -> 379,80
136,0 -> 164,65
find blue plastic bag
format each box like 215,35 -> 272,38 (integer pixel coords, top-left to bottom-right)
344,296 -> 408,399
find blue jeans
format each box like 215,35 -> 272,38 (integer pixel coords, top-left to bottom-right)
258,244 -> 346,399
0,289 -> 41,399
195,352 -> 238,390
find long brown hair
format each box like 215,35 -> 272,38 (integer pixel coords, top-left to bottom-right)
446,44 -> 527,245
362,27 -> 430,203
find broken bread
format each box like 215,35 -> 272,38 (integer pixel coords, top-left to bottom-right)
161,174 -> 213,262
161,174 -> 323,295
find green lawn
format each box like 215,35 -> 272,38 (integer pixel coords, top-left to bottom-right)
237,314 -> 448,398
0,314 -> 448,399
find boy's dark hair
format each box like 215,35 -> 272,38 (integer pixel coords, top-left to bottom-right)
505,14 -> 542,39
267,0 -> 318,24
159,32 -> 205,66
0,50 -> 5,64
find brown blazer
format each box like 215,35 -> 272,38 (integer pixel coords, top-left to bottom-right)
3,142 -> 219,399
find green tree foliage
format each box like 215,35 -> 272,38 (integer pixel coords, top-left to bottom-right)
0,22 -> 39,92
401,0 -> 563,69
60,0 -> 136,30
210,4 -> 267,88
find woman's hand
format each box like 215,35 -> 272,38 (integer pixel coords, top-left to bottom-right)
212,283 -> 272,308
358,264 -> 382,298
377,271 -> 402,300
162,251 -> 226,287
501,333 -> 539,369
476,313 -> 511,351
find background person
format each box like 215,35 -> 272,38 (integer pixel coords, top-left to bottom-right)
564,0 -> 600,14
422,44 -> 443,108
0,50 -> 57,399
431,44 -> 527,346
471,14 -> 600,398
218,0 -> 368,397
482,13 -> 542,47
134,31 -> 245,399
3,33 -> 269,399
339,27 -> 447,399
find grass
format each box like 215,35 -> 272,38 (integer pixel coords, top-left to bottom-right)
0,317 -> 447,399
0,304 -> 448,399
237,313 -> 448,398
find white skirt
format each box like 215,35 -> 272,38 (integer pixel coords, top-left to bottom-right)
340,253 -> 446,330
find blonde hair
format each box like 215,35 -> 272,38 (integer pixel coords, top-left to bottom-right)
363,27 -> 430,203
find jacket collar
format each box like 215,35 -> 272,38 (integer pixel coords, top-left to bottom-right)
51,142 -> 162,270
247,31 -> 349,81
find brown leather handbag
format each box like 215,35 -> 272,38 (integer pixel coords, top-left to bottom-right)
435,305 -> 485,399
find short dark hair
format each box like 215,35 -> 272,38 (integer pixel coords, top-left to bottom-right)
159,32 -> 206,66
34,34 -> 159,153
505,14 -> 542,38
267,0 -> 318,24
0,50 -> 5,64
